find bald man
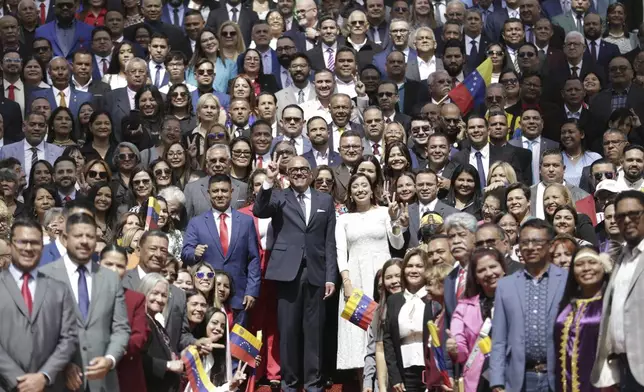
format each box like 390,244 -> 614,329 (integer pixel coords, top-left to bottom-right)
253,155 -> 337,392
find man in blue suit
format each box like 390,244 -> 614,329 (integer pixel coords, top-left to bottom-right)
34,0 -> 93,60
161,0 -> 187,27
583,13 -> 621,69
28,56 -> 93,120
182,174 -> 261,318
372,19 -> 417,76
490,219 -> 568,392
302,116 -> 341,169
39,199 -> 95,267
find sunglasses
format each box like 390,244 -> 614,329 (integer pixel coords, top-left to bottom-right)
133,179 -> 151,186
197,69 -> 214,76
207,132 -> 227,139
119,153 -> 135,161
88,170 -> 107,179
315,178 -> 333,184
593,172 -> 615,181
487,50 -> 503,56
154,168 -> 171,176
393,6 -> 408,12
171,91 -> 188,98
196,271 -> 215,279
518,52 -> 536,58
350,20 -> 366,26
221,31 -> 237,38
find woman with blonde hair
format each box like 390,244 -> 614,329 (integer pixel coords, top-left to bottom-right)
410,0 -> 436,29
123,227 -> 144,269
543,183 -> 598,246
193,93 -> 222,138
218,21 -> 246,62
485,161 -> 517,193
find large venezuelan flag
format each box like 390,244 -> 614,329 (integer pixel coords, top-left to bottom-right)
230,324 -> 262,368
447,58 -> 493,115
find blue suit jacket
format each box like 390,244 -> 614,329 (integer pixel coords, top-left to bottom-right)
0,140 -> 64,172
372,47 -> 418,76
191,90 -> 230,114
181,209 -> 261,310
271,135 -> 312,155
34,20 -> 94,60
161,4 -> 187,26
490,265 -> 568,391
38,241 -> 61,267
585,39 -> 621,69
28,87 -> 93,119
302,149 -> 341,169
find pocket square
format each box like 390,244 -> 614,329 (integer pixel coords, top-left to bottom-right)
317,209 -> 326,212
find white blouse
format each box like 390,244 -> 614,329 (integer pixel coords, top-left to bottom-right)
398,287 -> 428,368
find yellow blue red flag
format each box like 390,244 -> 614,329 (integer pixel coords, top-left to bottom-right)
230,324 -> 262,368
144,196 -> 161,230
182,346 -> 216,392
341,289 -> 378,331
447,58 -> 493,115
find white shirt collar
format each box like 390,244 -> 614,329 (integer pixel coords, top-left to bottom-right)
403,287 -> 428,300
72,76 -> 92,90
295,186 -> 312,199
347,36 -> 367,47
322,42 -> 337,52
471,142 -> 490,158
314,148 -> 329,159
226,3 -> 239,12
137,265 -> 147,280
522,135 -> 541,144
55,237 -> 67,258
214,206 -> 233,218
51,85 -> 71,98
3,78 -> 22,89
418,55 -> 436,67
565,104 -> 583,117
568,59 -> 583,71
62,254 -> 89,275
24,139 -> 45,152
420,198 -> 439,213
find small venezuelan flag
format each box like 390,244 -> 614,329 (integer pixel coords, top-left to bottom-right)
144,197 -> 161,231
447,58 -> 493,115
341,289 -> 378,331
182,346 -> 217,392
230,324 -> 262,368
428,321 -> 452,388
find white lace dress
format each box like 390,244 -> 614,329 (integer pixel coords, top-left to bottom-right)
335,206 -> 404,369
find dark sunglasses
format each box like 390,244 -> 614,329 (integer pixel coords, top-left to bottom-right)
197,69 -> 214,76
593,172 -> 615,181
487,50 -> 503,56
315,178 -> 333,184
88,170 -> 107,179
119,153 -> 135,161
518,52 -> 536,58
350,20 -> 366,26
221,31 -> 237,38
393,6 -> 408,12
56,3 -> 74,8
171,91 -> 188,98
207,132 -> 227,139
196,271 -> 215,279
133,179 -> 151,186
154,168 -> 171,176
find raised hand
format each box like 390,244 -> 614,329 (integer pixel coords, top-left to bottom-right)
266,156 -> 281,182
386,192 -> 400,221
195,244 -> 208,258
398,203 -> 409,228
355,76 -> 366,97
230,362 -> 248,389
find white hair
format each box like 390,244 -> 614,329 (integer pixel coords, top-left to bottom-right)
125,57 -> 148,73
444,212 -> 478,233
565,31 -> 584,43
158,186 -> 186,206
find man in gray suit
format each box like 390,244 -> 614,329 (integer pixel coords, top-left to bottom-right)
490,219 -> 567,392
275,53 -> 316,124
0,219 -> 78,392
39,214 -> 130,392
406,26 -> 444,82
0,112 -> 64,184
185,144 -> 247,219
529,149 -> 590,218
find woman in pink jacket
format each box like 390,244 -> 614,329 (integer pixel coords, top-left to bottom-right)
446,247 -> 508,392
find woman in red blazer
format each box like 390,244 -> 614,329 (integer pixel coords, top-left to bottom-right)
99,244 -> 150,392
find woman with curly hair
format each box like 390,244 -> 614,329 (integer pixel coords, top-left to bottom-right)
165,83 -> 197,134
114,211 -> 142,246
23,160 -> 54,202
228,74 -> 258,114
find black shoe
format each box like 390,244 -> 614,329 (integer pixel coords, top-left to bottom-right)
324,377 -> 333,389
269,380 -> 280,391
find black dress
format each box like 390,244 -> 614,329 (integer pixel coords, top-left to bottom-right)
141,314 -> 181,392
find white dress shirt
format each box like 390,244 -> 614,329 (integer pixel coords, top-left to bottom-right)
284,134 -> 306,155
94,54 -> 112,78
398,287 -> 428,368
55,238 -> 67,258
37,0 -> 51,21
322,42 -> 337,68
301,98 -> 332,124
3,78 -> 25,116
292,81 -> 312,103
417,55 -> 437,81
335,77 -> 357,98
9,263 -> 36,297
63,255 -> 93,306
190,39 -> 196,53
23,140 -> 45,181
507,6 -> 520,18
331,123 -> 352,152
126,87 -> 137,110
51,85 -> 71,108
258,217 -> 273,250
419,198 -> 438,221
72,76 -> 92,92
468,143 -> 490,180
568,60 -> 583,76
466,35 -> 481,56
523,135 -> 541,186
213,207 -> 233,247
149,61 -> 166,87
565,104 -> 583,119
226,3 -> 240,22
314,147 -> 330,166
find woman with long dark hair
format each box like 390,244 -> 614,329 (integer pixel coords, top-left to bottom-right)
383,141 -> 413,195
76,0 -> 107,25
102,41 -> 135,89
26,184 -> 61,243
165,83 -> 197,134
352,155 -> 385,203
80,111 -> 118,167
229,137 -> 254,183
23,160 -> 54,203
445,164 -> 483,220
235,49 -> 279,95
87,181 -> 117,243
156,195 -> 183,262
187,27 -> 237,94
46,107 -> 77,146
134,85 -> 166,150
164,142 -> 204,190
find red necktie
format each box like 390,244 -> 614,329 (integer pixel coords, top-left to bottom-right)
102,58 -> 108,75
39,2 -> 46,25
456,267 -> 466,299
21,273 -> 33,315
219,213 -> 229,256
257,156 -> 263,168
7,85 -> 15,101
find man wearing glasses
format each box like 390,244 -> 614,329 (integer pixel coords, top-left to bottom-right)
34,0 -> 93,60
372,18 -> 416,75
275,53 -> 315,124
284,0 -> 319,52
272,105 -> 312,156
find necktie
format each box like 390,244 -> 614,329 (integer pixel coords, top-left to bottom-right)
39,1 -> 46,25
475,151 -> 486,188
101,58 -> 108,75
590,40 -> 597,61
257,156 -> 263,168
571,66 -> 579,78
456,267 -> 466,299
512,52 -> 519,71
236,127 -> 244,137
21,273 -> 32,315
372,143 -> 380,155
297,89 -> 304,104
385,118 -> 392,124
30,147 -> 38,167
7,84 -> 15,101
470,39 -> 478,59
284,71 -> 292,87
172,7 -> 180,26
58,91 -> 66,107
297,193 -> 306,222
576,14 -> 582,31
219,213 -> 229,256
77,265 -> 89,320
372,27 -> 381,44
155,64 -> 162,87
231,7 -> 238,23
538,48 -> 546,62
434,1 -> 443,25
327,48 -> 335,72
64,195 -> 72,204
526,26 -> 533,43
527,140 -> 538,184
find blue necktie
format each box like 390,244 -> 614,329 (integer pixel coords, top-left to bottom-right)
155,64 -> 162,87
78,265 -> 89,320
475,151 -> 486,188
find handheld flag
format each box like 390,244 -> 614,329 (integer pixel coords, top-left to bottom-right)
447,58 -> 493,115
182,346 -> 217,392
428,321 -> 452,388
245,331 -> 262,392
341,289 -> 378,331
230,324 -> 262,368
144,196 -> 161,230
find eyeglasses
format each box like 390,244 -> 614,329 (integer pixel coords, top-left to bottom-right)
378,91 -> 395,98
232,150 -> 251,157
482,204 -> 500,213
154,168 -> 171,176
518,52 -> 536,58
196,271 -> 215,279
276,150 -> 294,157
88,170 -> 108,179
609,65 -> 630,73
133,179 -> 151,186
119,153 -> 135,161
500,78 -> 518,86
593,172 -> 615,181
411,126 -> 431,134
283,117 -> 302,123
221,31 -> 237,38
315,178 -> 333,185
3,58 -> 20,64
393,6 -> 408,12
474,238 -> 498,247
171,91 -> 188,98
197,69 -> 214,76
615,210 -> 644,223
167,151 -> 184,158
518,238 -> 549,248
288,167 -> 311,175
350,20 -> 366,26
564,42 -> 583,48
487,50 -> 503,56
340,144 -> 362,151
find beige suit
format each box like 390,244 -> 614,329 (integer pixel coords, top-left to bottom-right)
0,269 -> 78,392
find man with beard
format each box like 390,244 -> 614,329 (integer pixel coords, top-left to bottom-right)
365,0 -> 389,49
272,105 -> 312,156
384,51 -> 428,115
377,81 -> 411,132
361,107 -> 385,161
443,39 -> 469,83
257,92 -> 278,136
334,130 -> 363,201
487,111 -> 533,184
427,70 -> 453,105
183,10 -> 204,54
306,16 -> 341,73
185,144 -> 248,218
34,0 -> 93,60
327,93 -> 364,153
301,69 -> 336,124
229,99 -> 252,138
617,145 -> 644,191
103,57 -> 147,142
275,53 -> 315,123
53,156 -> 77,203
71,50 -> 111,111
285,0 -> 319,52
161,0 -> 187,27
583,13 -> 620,69
250,120 -> 274,167
278,0 -> 295,31
303,116 -> 340,168
90,27 -> 113,81
275,36 -> 297,90
252,21 -> 280,86
372,19 -> 417,75
407,27 -> 443,82
501,18 -> 525,72
205,0 -> 258,47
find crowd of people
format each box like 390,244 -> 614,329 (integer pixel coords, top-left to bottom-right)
0,0 -> 644,391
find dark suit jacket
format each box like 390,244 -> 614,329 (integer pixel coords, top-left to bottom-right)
141,317 -> 180,392
399,79 -> 429,116
206,5 -> 259,47
344,38 -> 384,72
86,79 -> 112,112
543,106 -> 597,145
394,112 -> 412,132
585,39 -> 621,69
117,289 -> 149,392
327,121 -> 364,155
484,7 -> 511,43
302,149 -> 342,169
589,83 -> 644,138
366,21 -> 390,51
253,186 -> 338,286
451,143 -> 530,186
124,20 -> 192,59
104,87 -> 130,142
0,97 -> 24,143
541,0 -> 564,18
465,34 -> 491,70
546,61 -> 604,104
403,201 -> 460,250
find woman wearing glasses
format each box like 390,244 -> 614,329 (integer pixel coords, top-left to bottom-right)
312,165 -> 347,216
112,142 -> 141,206
140,118 -> 182,169
187,27 -> 237,95
156,196 -> 183,262
164,142 -> 204,190
219,21 -> 246,63
150,159 -> 174,193
80,111 -> 118,170
486,43 -> 508,84
121,167 -> 155,216
560,120 -> 602,187
191,262 -> 218,307
165,83 -> 197,135
83,159 -> 113,196
229,137 -> 255,183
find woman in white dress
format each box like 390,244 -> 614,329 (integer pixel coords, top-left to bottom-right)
336,173 -> 407,371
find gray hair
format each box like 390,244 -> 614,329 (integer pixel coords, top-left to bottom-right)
410,26 -> 435,50
43,207 -> 64,227
207,144 -> 231,160
17,0 -> 36,11
113,142 -> 141,167
427,70 -> 450,87
564,31 -> 584,43
444,212 -> 478,233
487,82 -> 506,96
446,0 -> 466,10
158,186 -> 186,206
48,56 -> 70,71
138,273 -> 170,317
125,57 -> 147,74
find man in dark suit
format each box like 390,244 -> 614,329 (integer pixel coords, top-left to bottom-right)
365,0 -> 389,49
343,10 -> 383,72
542,78 -> 596,143
90,27 -> 113,82
306,16 -> 342,73
161,0 -> 187,27
485,0 -> 521,42
464,9 -> 490,70
17,0 -> 39,52
583,13 -> 620,69
376,81 -> 412,133
534,18 -> 566,72
303,116 -> 341,169
0,50 -> 32,119
372,19 -> 417,76
71,50 -> 111,113
475,223 -> 524,274
552,0 -> 592,34
103,57 -> 147,142
0,16 -> 32,60
487,110 -> 534,184
34,0 -> 92,60
0,219 -> 78,392
327,94 -> 364,153
182,175 -> 261,322
384,51 -> 429,116
253,154 -> 337,392
206,0 -> 258,47
453,115 -> 530,187
284,0 -> 318,53
443,39 -> 472,83
251,21 -> 281,87
361,106 -> 386,161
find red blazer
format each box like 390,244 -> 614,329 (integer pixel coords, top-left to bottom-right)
118,289 -> 150,392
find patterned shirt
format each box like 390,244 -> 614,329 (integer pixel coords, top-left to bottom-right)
524,266 -> 550,363
611,86 -> 630,112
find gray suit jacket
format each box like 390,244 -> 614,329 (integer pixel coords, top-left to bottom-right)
529,182 -> 590,216
0,269 -> 78,392
405,56 -> 444,82
333,163 -> 351,203
552,13 -> 584,34
184,175 -> 247,219
122,269 -> 195,352
275,83 -> 317,123
39,260 -> 130,392
0,140 -> 64,174
104,87 -> 131,142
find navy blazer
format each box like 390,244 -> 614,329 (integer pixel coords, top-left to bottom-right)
161,4 -> 187,27
584,39 -> 621,69
28,87 -> 93,120
372,47 -> 418,77
302,149 -> 341,169
38,241 -> 61,267
34,20 -> 93,60
181,209 -> 261,310
253,186 -> 337,286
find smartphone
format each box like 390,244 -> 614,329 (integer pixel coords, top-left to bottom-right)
128,110 -> 141,130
